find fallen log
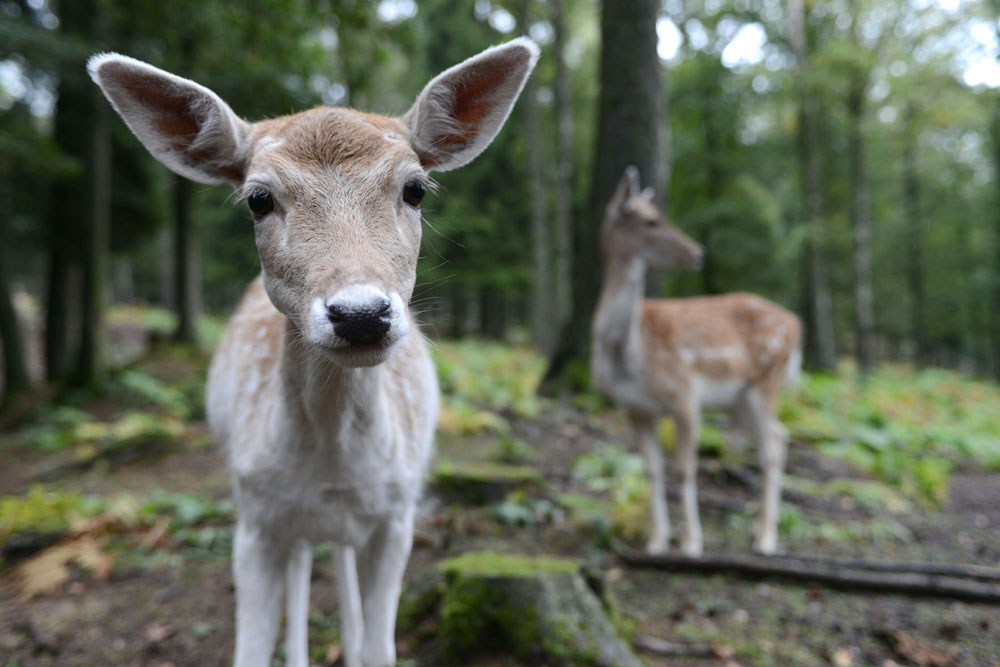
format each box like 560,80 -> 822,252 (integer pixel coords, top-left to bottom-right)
617,551 -> 1000,604
768,552 -> 1000,582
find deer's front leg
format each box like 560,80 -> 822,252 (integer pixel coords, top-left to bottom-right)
284,539 -> 313,667
333,545 -> 365,667
233,520 -> 285,667
357,512 -> 414,667
635,415 -> 670,554
675,404 -> 704,557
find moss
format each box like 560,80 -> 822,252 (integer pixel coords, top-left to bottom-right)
430,551 -> 642,666
438,574 -> 546,663
431,459 -> 544,504
437,550 -> 579,577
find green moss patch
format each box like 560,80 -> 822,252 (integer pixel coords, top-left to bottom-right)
431,459 -> 544,504
437,550 -> 578,577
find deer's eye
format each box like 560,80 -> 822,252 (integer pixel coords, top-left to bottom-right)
247,191 -> 274,218
403,181 -> 425,207
646,219 -> 657,228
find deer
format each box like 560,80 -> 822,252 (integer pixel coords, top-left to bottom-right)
591,167 -> 802,557
89,39 -> 538,667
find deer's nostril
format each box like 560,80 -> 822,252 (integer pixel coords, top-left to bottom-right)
326,304 -> 349,323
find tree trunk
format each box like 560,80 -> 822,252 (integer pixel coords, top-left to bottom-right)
991,92 -> 1000,378
76,50 -> 112,386
44,0 -> 94,382
480,286 -> 505,340
848,83 -> 876,374
450,282 -> 467,339
903,102 -> 926,364
789,0 -> 836,371
518,0 -> 553,352
0,211 -> 30,403
173,178 -> 199,343
700,77 -> 721,295
542,0 -> 661,391
552,0 -> 573,331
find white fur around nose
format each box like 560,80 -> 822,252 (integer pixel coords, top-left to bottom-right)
328,284 -> 390,312
308,285 -> 410,349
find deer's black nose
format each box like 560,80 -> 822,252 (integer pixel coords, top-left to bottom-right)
327,298 -> 391,346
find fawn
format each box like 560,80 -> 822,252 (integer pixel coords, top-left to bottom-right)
591,167 -> 802,557
90,39 -> 538,667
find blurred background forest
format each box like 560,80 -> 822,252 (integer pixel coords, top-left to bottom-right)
2,0 -> 1000,404
3,2 -> 1000,664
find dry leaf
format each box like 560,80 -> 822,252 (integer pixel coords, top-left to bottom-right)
145,622 -> 176,644
831,646 -> 854,667
712,642 -> 735,659
139,516 -> 172,549
15,535 -> 112,600
884,629 -> 955,667
324,641 -> 342,666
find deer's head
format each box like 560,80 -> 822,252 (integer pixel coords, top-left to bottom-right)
89,40 -> 538,367
600,166 -> 703,271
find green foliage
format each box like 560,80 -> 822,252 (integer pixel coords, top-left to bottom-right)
433,340 -> 545,417
117,369 -> 191,417
767,505 -> 913,546
17,408 -> 184,457
141,492 -> 233,529
785,363 -> 1000,507
493,491 -> 561,528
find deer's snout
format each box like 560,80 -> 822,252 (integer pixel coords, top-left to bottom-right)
326,287 -> 392,347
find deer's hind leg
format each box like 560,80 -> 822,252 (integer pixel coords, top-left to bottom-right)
744,388 -> 787,554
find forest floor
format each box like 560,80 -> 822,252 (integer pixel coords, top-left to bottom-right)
1,321 -> 999,667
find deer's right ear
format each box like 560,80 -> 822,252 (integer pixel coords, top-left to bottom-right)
88,53 -> 250,186
403,38 -> 539,172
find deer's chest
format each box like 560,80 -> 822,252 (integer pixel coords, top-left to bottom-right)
235,422 -> 425,547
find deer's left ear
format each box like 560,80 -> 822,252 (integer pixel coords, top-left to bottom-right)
608,165 -> 640,214
403,38 -> 539,172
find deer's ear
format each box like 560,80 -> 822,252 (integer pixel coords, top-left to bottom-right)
88,53 -> 250,185
403,38 -> 539,172
608,165 -> 641,214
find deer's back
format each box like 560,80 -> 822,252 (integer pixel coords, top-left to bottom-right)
640,292 -> 800,394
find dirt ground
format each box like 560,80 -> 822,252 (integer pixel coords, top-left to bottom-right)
2,394 -> 999,666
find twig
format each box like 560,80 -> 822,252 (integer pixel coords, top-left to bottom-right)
633,635 -> 714,657
617,550 -> 1000,604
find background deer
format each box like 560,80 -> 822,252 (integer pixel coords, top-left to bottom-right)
89,39 -> 538,667
591,167 -> 802,557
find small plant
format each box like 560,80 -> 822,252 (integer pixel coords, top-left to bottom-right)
572,444 -> 650,542
491,435 -> 538,464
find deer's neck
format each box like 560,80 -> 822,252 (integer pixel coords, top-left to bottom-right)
592,255 -> 647,389
278,319 -> 389,451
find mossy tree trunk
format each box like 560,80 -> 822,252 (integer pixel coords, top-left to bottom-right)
407,552 -> 643,667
